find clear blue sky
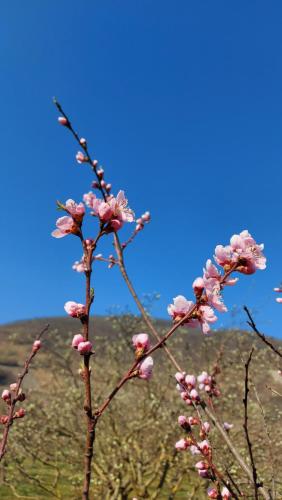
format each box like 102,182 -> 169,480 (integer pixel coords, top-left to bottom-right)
1,1 -> 282,337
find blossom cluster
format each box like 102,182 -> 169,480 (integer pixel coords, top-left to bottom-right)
168,230 -> 266,334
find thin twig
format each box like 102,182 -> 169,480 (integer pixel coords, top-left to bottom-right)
0,324 -> 49,462
244,306 -> 282,359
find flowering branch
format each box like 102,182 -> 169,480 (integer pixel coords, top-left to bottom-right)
0,324 -> 49,462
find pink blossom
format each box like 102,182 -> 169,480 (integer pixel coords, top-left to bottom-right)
167,296 -> 195,322
198,439 -> 210,455
175,438 -> 189,451
214,230 -> 266,274
197,305 -> 217,334
175,372 -> 186,383
141,211 -> 150,222
77,341 -> 92,354
188,416 -> 199,426
192,277 -> 205,293
138,356 -> 154,380
276,298 -> 282,303
132,333 -> 150,352
190,445 -> 201,455
201,422 -> 210,434
198,469 -> 209,478
65,199 -> 85,220
72,257 -> 87,273
204,259 -> 238,286
221,486 -> 231,499
223,422 -> 233,431
32,340 -> 41,352
52,216 -> 78,238
185,374 -> 196,388
207,487 -> 218,499
64,301 -> 86,318
76,151 -> 88,163
1,390 -> 11,402
195,460 -> 209,470
71,334 -> 85,349
178,415 -> 188,426
198,371 -> 211,387
204,278 -> 227,312
274,287 -> 282,292
190,389 -> 200,401
80,137 -> 87,146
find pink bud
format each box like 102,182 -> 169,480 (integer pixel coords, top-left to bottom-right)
132,333 -> 150,352
106,184 -> 112,191
175,438 -> 189,451
92,159 -> 98,167
10,383 -> 17,392
188,416 -> 199,426
0,415 -> 8,424
276,298 -> 282,303
15,408 -> 25,419
221,486 -> 231,499
192,277 -> 205,291
141,211 -> 150,222
198,469 -> 209,478
207,487 -> 218,499
136,223 -> 144,232
92,181 -> 99,189
32,340 -> 41,352
97,168 -> 104,178
72,334 -> 85,349
195,460 -> 209,470
80,137 -> 87,146
76,151 -> 88,164
77,341 -> 93,354
100,180 -> 106,188
2,390 -> 11,402
223,422 -> 233,431
138,357 -> 154,380
201,421 -> 210,434
58,116 -> 68,126
178,415 -> 187,426
175,372 -> 185,383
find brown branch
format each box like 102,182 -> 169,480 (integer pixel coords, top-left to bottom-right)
243,348 -> 260,500
0,324 -> 49,462
244,306 -> 282,359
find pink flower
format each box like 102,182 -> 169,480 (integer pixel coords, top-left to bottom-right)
192,277 -> 205,294
71,334 -> 85,349
1,390 -> 11,402
201,422 -> 210,434
178,415 -> 188,427
188,416 -> 199,426
10,383 -> 17,392
274,287 -> 282,292
76,151 -> 88,163
276,298 -> 282,303
204,278 -> 227,312
167,296 -> 195,322
52,216 -> 78,238
214,230 -> 266,275
198,371 -> 211,387
64,301 -> 86,318
77,341 -> 92,354
190,389 -> 200,401
110,190 -> 135,223
132,333 -> 150,353
175,438 -> 189,451
221,486 -> 231,499
185,374 -> 196,388
190,445 -> 201,455
32,340 -> 41,352
197,305 -> 217,334
175,372 -> 186,383
138,356 -> 153,380
223,422 -> 233,432
207,487 -> 218,499
72,257 -> 87,273
65,199 -> 85,221
198,440 -> 210,455
195,460 -> 209,470
83,190 -> 134,230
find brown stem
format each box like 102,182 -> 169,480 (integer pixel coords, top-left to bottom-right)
244,306 -> 282,359
0,324 -> 49,462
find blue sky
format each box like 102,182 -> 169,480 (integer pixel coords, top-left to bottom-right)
1,1 -> 282,337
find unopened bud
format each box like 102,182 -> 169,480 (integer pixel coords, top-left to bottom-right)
32,340 -> 41,352
58,116 -> 68,126
14,408 -> 25,419
1,390 -> 11,403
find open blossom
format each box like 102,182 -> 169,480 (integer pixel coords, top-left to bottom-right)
52,216 -> 79,238
196,305 -> 217,334
168,296 -> 195,322
167,296 -> 217,333
76,151 -> 88,163
214,230 -> 266,274
83,190 -> 134,230
138,356 -> 153,380
64,301 -> 86,318
132,333 -> 150,354
175,438 -> 189,451
65,199 -> 85,221
72,257 -> 87,273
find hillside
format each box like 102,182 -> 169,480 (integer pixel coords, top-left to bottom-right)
0,316 -> 282,498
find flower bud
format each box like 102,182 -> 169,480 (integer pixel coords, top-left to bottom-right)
1,390 -> 11,403
10,383 -> 17,392
72,334 -> 85,349
77,341 -> 93,354
175,372 -> 185,383
80,137 -> 87,146
0,415 -> 9,424
32,340 -> 41,352
58,116 -> 68,126
14,408 -> 25,419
